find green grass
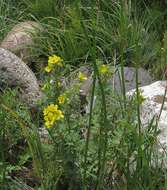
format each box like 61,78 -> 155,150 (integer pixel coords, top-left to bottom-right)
0,0 -> 27,41
0,0 -> 167,189
20,0 -> 164,76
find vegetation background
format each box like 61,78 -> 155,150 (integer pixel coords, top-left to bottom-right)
0,0 -> 167,189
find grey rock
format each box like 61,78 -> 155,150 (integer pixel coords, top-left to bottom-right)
80,66 -> 153,97
111,67 -> 153,93
79,66 -> 153,115
0,21 -> 42,62
0,48 -> 42,106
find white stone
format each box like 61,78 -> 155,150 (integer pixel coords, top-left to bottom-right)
127,81 -> 167,152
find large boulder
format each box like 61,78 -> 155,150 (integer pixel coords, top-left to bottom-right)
127,81 -> 167,152
0,48 -> 42,106
0,21 -> 42,62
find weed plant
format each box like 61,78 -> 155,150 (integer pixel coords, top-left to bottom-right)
0,0 -> 167,190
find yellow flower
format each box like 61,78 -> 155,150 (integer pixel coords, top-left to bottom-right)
48,55 -> 63,67
43,104 -> 64,128
58,94 -> 66,104
78,72 -> 87,81
99,64 -> 110,74
44,66 -> 52,73
45,55 -> 63,72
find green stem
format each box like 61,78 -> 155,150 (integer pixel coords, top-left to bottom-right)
119,3 -> 127,111
83,74 -> 96,190
1,128 -> 6,189
76,2 -> 108,189
135,44 -> 142,170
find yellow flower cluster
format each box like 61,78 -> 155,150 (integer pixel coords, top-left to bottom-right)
45,55 -> 63,72
43,104 -> 64,128
99,64 -> 110,74
78,72 -> 87,81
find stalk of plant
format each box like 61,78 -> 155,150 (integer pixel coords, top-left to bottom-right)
135,43 -> 143,171
119,2 -> 128,111
156,85 -> 167,189
76,2 -> 109,189
0,125 -> 7,189
118,3 -> 131,186
157,87 -> 167,122
83,73 -> 96,190
89,19 -> 108,190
